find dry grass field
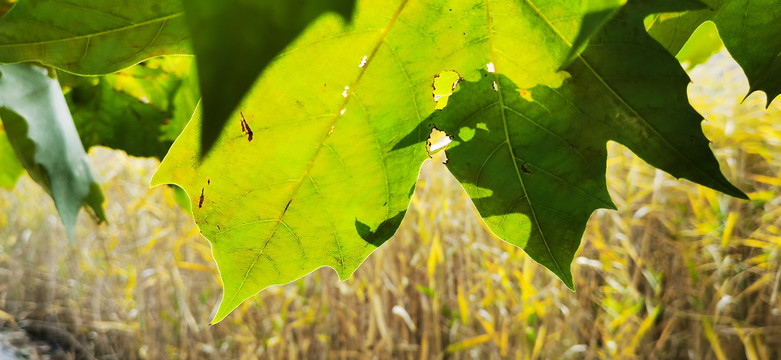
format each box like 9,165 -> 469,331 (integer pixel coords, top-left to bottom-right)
1,52 -> 780,359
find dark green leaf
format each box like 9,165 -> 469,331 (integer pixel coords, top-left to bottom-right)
0,63 -> 106,240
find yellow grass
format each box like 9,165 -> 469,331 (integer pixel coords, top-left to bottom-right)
1,51 -> 780,359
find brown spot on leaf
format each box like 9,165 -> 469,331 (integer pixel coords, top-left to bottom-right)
199,188 -> 205,208
240,112 -> 254,142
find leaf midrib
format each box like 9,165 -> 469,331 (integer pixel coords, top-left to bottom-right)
0,13 -> 182,47
485,0 -> 567,279
224,0 -> 411,308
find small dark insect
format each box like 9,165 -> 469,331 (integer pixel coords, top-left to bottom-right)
199,188 -> 205,208
240,112 -> 254,142
521,163 -> 532,174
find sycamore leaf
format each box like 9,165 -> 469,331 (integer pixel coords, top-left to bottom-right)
395,0 -> 744,288
0,125 -> 23,189
61,57 -> 199,159
183,0 -> 357,155
407,73 -> 616,287
0,0 -> 189,75
647,0 -> 781,105
0,64 -> 106,240
153,0 -> 637,323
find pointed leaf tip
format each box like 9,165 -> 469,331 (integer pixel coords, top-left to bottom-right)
0,64 -> 105,241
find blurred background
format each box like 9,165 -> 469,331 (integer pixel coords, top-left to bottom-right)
1,49 -> 780,359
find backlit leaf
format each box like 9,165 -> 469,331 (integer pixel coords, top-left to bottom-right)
153,0 -> 659,323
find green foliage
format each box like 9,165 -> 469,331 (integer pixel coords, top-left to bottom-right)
0,0 -> 779,323
0,64 -> 106,240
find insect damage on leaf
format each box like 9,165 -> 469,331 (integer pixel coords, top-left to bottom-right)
240,112 -> 254,142
432,70 -> 462,110
199,188 -> 205,208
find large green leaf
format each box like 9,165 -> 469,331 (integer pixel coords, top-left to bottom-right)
0,64 -> 106,240
61,57 -> 199,159
0,0 -> 189,75
182,0 -> 356,155
403,74 -> 616,287
396,0 -> 744,287
647,0 -> 781,105
153,0 -> 644,323
0,125 -> 23,189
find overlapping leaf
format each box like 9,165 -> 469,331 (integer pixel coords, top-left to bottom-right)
61,57 -> 199,159
153,0 -> 636,323
183,0 -> 356,155
0,64 -> 106,240
0,0 -> 190,75
647,0 -> 781,104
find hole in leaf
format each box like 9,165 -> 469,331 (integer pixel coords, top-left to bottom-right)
426,128 -> 451,156
432,70 -> 461,110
